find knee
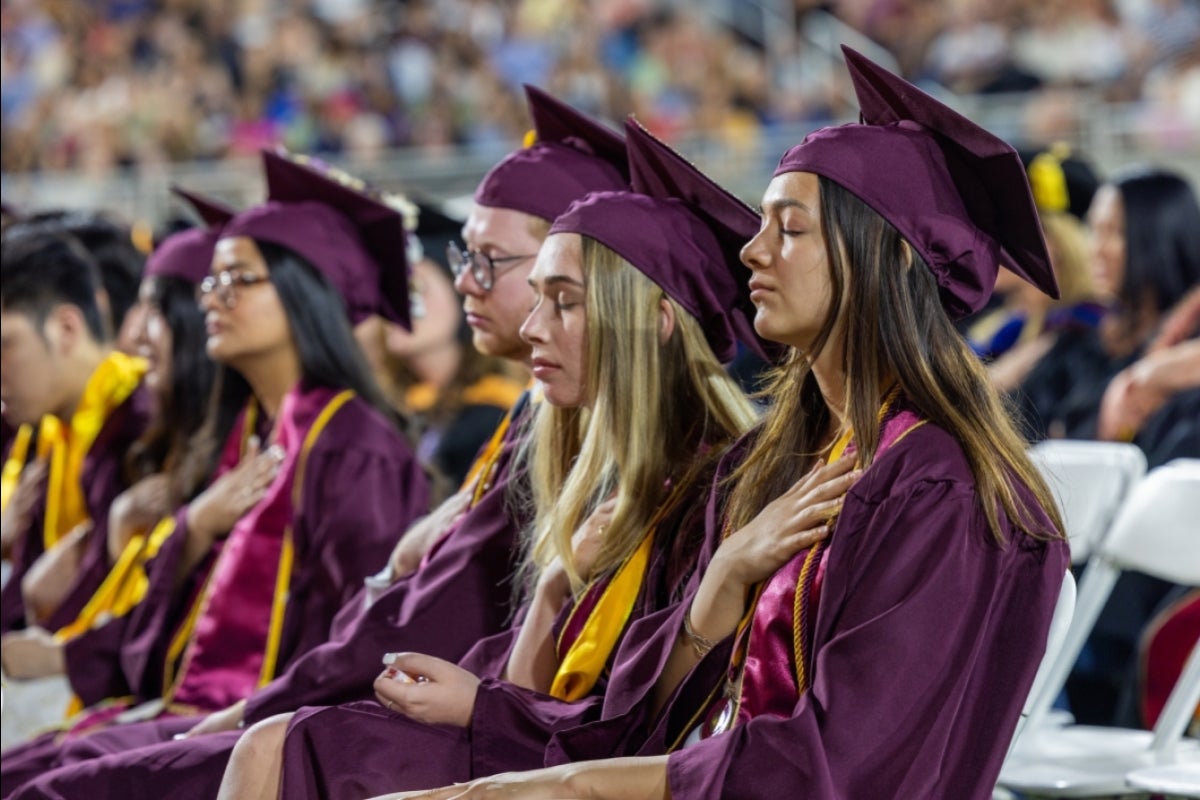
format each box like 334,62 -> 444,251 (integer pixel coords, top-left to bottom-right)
229,713 -> 292,766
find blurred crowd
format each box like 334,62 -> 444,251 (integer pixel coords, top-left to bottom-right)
3,0 -> 1198,176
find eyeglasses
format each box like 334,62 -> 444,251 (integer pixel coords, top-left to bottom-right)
196,270 -> 271,309
446,242 -> 536,291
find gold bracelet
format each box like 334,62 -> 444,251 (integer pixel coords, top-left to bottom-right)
682,610 -> 716,659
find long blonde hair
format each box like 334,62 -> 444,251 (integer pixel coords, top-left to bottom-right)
523,236 -> 758,594
726,178 -> 1064,546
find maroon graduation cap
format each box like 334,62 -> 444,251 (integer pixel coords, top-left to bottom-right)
548,119 -> 769,362
774,46 -> 1057,318
474,85 -> 630,223
146,187 -> 237,285
219,149 -> 413,328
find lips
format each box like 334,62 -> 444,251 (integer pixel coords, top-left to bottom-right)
748,278 -> 773,301
530,356 -> 561,380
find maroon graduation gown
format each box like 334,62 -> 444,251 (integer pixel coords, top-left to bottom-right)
272,450 -> 719,800
553,419 -> 1069,799
1,383 -> 428,798
3,394 -> 528,800
0,385 -> 151,635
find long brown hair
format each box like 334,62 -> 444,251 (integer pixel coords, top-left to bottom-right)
726,177 -> 1064,545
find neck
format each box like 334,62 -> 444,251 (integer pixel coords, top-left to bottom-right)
53,341 -> 111,421
236,349 -> 303,425
407,340 -> 462,390
810,341 -> 847,432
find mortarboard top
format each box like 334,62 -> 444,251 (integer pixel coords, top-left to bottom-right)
548,119 -> 768,362
474,86 -> 630,223
219,148 -> 414,329
143,188 -> 234,284
774,46 -> 1057,319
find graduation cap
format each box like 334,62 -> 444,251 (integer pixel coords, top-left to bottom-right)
143,187 -> 235,285
144,227 -> 219,285
774,46 -> 1057,319
474,85 -> 630,223
547,119 -> 768,362
219,148 -> 414,328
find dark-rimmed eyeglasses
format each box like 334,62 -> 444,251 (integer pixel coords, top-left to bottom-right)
196,271 -> 271,309
446,242 -> 536,291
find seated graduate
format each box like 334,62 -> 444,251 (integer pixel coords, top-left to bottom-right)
1014,167 -> 1200,441
0,227 -> 151,636
0,149 -> 432,797
388,46 -> 1070,800
1,88 -> 632,800
0,210 -> 222,706
210,112 -> 774,800
365,201 -> 527,492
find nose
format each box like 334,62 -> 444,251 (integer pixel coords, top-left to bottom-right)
740,227 -> 769,273
453,266 -> 484,298
129,304 -> 152,348
519,300 -> 547,346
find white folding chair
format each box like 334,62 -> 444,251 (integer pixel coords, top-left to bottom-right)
1126,763 -> 1200,798
1000,461 -> 1200,798
1029,440 -> 1147,565
1007,570 -> 1077,757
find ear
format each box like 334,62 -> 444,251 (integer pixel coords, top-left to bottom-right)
658,297 -> 676,345
44,304 -> 86,357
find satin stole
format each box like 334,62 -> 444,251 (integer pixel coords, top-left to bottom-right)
161,386 -> 354,714
707,399 -> 927,736
0,352 -> 145,549
549,473 -> 698,702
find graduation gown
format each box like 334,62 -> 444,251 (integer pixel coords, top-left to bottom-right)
1,382 -> 428,798
272,448 -> 721,800
551,414 -> 1069,800
0,356 -> 151,635
3,394 -> 529,800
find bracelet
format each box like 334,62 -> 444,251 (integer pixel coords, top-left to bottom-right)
682,610 -> 716,659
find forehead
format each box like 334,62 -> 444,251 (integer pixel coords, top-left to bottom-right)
463,205 -> 544,251
529,233 -> 583,282
212,236 -> 265,272
762,171 -> 821,211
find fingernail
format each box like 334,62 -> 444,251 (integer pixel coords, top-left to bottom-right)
172,733 -> 187,740
382,652 -> 399,665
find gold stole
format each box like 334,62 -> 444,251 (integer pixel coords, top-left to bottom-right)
548,475 -> 696,702
54,403 -> 261,645
12,352 -> 146,550
1,424 -> 41,511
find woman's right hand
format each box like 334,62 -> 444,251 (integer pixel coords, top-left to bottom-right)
536,496 -> 617,598
711,456 -> 860,595
1,459 -> 47,560
185,438 -> 284,546
389,490 -> 473,580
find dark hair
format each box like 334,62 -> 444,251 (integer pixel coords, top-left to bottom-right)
0,226 -> 107,341
125,276 -> 218,500
1113,169 -> 1200,323
258,241 -> 403,427
726,177 -> 1064,547
182,240 -> 408,492
24,211 -> 145,338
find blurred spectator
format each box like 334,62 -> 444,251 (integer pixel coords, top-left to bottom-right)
0,0 -> 1196,180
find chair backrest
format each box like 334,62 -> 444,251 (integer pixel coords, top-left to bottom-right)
1022,462 -> 1200,733
1098,459 -> 1200,585
1029,441 -> 1147,564
1149,641 -> 1200,753
1009,570 -> 1077,755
